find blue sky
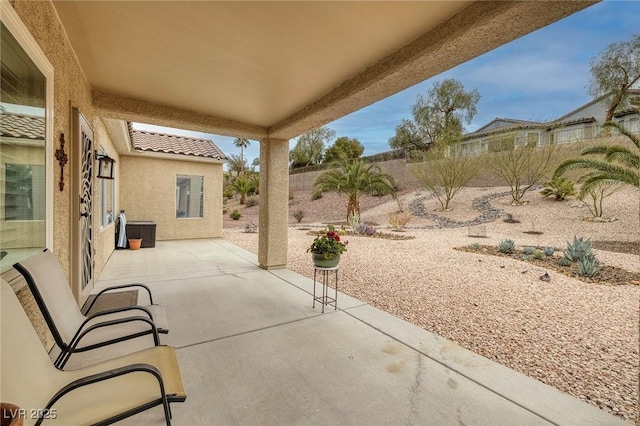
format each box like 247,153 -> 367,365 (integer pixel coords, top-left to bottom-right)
134,0 -> 638,166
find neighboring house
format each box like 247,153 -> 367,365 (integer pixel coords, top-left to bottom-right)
119,128 -> 227,241
451,90 -> 640,156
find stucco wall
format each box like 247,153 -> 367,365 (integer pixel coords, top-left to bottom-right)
11,1 -> 119,281
119,156 -> 223,240
289,137 -> 632,192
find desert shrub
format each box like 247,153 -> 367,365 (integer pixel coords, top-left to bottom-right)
533,249 -> 545,260
577,255 -> 600,277
293,209 -> 305,223
356,223 -> 376,236
522,246 -> 535,255
468,243 -> 481,250
389,212 -> 412,230
245,196 -> 259,207
557,257 -> 572,267
563,236 -> 593,262
223,186 -> 234,199
498,239 -> 515,254
540,177 -> 576,200
229,209 -> 242,220
543,246 -> 554,256
577,182 -> 620,218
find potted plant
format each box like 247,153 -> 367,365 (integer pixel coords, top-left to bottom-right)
307,225 -> 348,268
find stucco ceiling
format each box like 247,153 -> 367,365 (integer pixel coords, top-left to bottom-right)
53,1 -> 597,141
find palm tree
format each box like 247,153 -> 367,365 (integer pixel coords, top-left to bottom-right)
230,175 -> 254,204
553,98 -> 639,196
312,155 -> 397,220
233,138 -> 250,174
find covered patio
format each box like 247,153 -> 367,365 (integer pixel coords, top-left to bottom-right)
79,239 -> 624,425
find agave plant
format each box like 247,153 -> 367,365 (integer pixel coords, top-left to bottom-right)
563,236 -> 594,262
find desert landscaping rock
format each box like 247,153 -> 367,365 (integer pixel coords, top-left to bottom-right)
224,185 -> 639,423
408,190 -> 510,229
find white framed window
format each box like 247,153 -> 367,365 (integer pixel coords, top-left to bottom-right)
176,175 -> 203,218
1,3 -> 54,272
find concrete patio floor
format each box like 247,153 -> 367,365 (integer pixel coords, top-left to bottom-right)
81,239 -> 625,425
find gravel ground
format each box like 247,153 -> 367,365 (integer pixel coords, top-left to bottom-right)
224,186 -> 640,423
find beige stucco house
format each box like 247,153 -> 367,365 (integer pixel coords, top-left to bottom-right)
0,0 -> 597,305
452,90 -> 640,156
119,128 -> 227,242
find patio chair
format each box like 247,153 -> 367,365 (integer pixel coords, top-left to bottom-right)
0,280 -> 186,426
14,249 -> 169,369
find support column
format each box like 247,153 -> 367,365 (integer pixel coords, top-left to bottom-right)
258,137 -> 289,269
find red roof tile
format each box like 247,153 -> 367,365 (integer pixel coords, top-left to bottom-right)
0,112 -> 45,140
130,129 -> 227,160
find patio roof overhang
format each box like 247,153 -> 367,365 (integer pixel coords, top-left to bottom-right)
53,1 -> 598,143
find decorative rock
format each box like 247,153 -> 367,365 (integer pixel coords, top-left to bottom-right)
408,190 -> 510,229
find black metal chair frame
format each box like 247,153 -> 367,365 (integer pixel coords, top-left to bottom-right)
14,250 -> 168,369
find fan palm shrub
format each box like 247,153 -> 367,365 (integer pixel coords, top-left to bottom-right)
312,155 -> 397,220
229,175 -> 254,204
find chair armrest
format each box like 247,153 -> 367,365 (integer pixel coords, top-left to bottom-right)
86,305 -> 155,322
69,315 -> 161,353
38,363 -> 169,426
84,283 -> 154,314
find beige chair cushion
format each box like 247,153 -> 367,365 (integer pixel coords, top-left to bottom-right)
0,281 -> 185,426
15,250 -> 168,357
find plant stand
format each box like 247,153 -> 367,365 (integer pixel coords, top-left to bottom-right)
312,266 -> 338,313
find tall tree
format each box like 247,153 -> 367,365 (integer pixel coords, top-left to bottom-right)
250,157 -> 260,172
388,119 -> 425,152
226,153 -> 247,176
323,137 -> 364,163
290,126 -> 336,168
312,155 -> 396,219
589,34 -> 640,122
389,78 -> 480,153
233,138 -> 251,174
554,98 -> 640,196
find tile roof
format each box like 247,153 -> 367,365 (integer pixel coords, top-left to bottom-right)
0,111 -> 46,140
130,129 -> 227,160
463,117 -> 596,140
